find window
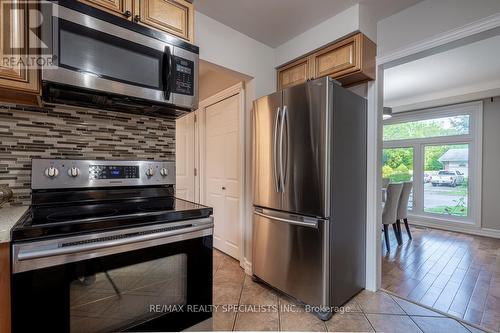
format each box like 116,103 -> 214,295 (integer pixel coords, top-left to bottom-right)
383,147 -> 414,210
383,115 -> 470,141
424,144 -> 469,217
383,102 -> 482,226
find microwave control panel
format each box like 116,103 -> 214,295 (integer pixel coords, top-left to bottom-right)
172,56 -> 194,96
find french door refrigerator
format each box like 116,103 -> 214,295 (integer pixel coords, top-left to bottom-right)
252,77 -> 367,320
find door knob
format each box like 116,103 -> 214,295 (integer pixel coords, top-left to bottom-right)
123,10 -> 132,18
134,15 -> 140,22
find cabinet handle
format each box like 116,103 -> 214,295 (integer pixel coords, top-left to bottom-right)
134,15 -> 140,22
123,10 -> 132,18
221,187 -> 226,190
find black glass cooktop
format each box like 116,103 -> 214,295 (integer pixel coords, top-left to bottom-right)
12,197 -> 213,241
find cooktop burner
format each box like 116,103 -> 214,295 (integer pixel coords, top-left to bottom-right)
13,197 -> 212,241
46,208 -> 119,222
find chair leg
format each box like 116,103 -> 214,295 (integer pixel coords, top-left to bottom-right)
392,223 -> 402,245
403,218 -> 412,240
383,225 -> 390,252
396,219 -> 402,239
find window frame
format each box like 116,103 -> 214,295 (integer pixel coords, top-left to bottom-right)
383,101 -> 483,227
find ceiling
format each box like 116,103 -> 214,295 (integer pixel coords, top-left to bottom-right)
384,34 -> 500,109
194,0 -> 422,47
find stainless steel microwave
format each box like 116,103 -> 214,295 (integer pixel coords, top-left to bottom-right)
40,1 -> 198,118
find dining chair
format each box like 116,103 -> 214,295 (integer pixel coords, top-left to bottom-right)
382,178 -> 390,202
397,181 -> 413,240
382,183 -> 403,251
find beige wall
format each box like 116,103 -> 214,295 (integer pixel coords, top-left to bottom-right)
199,60 -> 251,101
482,97 -> 500,230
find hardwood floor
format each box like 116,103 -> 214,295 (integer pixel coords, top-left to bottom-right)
382,225 -> 500,332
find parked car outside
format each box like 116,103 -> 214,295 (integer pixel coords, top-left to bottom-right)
431,170 -> 464,187
424,173 -> 432,183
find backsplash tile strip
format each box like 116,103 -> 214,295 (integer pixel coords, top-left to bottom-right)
0,104 -> 175,205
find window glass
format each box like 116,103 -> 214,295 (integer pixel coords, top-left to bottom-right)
383,115 -> 470,141
424,144 -> 469,217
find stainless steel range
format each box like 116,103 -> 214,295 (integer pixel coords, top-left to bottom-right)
11,159 -> 213,332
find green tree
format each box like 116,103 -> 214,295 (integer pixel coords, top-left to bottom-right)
383,115 -> 469,141
383,148 -> 413,170
382,165 -> 393,178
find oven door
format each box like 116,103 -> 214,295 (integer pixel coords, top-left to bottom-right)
11,219 -> 213,332
41,3 -> 198,110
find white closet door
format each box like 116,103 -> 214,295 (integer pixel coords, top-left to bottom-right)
175,112 -> 196,202
205,94 -> 241,259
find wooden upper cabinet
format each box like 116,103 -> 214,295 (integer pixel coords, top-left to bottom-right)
277,33 -> 376,90
0,0 -> 40,105
277,57 -> 311,90
78,0 -> 194,43
133,0 -> 194,42
78,0 -> 133,19
314,35 -> 358,79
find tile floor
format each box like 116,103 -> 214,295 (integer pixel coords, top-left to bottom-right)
212,249 -> 489,332
382,225 -> 500,332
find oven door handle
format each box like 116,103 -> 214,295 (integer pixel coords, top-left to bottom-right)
162,46 -> 173,101
16,223 -> 212,262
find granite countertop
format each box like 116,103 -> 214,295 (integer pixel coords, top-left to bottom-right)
0,204 -> 29,243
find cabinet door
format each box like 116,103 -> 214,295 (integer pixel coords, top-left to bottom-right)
134,0 -> 194,42
0,243 -> 11,333
277,57 -> 311,90
314,34 -> 360,79
78,0 -> 133,19
0,1 -> 39,103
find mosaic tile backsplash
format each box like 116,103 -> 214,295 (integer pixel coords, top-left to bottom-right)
0,104 -> 175,205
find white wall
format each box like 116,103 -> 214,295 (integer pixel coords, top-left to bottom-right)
274,5 -> 360,66
482,97 -> 500,231
377,0 -> 500,58
195,11 -> 276,98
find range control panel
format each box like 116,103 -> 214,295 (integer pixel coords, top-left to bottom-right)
32,159 -> 175,190
89,165 -> 140,180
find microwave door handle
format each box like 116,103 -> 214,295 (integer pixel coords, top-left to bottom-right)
163,46 -> 172,101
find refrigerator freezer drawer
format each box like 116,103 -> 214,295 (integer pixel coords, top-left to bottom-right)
252,209 -> 329,306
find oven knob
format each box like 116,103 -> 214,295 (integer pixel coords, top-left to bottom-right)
44,166 -> 59,178
68,167 -> 80,177
145,168 -> 155,177
160,168 -> 168,177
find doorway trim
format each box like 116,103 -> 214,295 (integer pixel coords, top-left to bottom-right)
198,82 -> 246,267
365,13 -> 500,291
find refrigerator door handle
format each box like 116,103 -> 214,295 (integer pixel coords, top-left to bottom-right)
273,106 -> 282,193
279,105 -> 288,192
254,210 -> 319,229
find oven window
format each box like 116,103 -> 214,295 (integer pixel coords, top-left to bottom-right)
70,254 -> 187,333
58,20 -> 163,89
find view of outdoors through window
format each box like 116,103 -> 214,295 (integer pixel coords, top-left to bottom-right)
424,144 -> 469,217
382,147 -> 413,209
383,115 -> 470,141
383,114 -> 470,218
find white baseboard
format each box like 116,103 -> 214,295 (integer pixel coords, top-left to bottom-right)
409,219 -> 500,239
243,257 -> 252,276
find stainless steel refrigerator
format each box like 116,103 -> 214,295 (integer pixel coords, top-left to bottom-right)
252,77 -> 367,320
